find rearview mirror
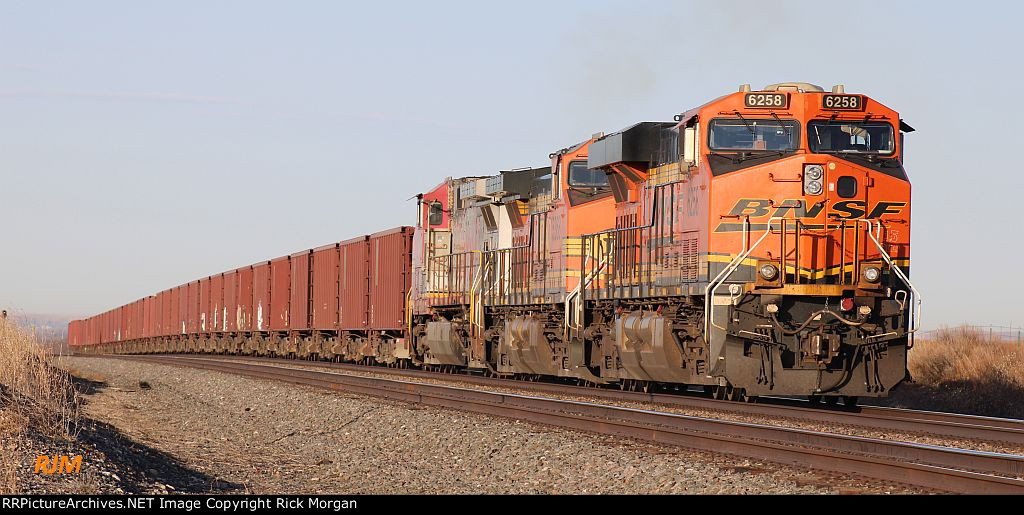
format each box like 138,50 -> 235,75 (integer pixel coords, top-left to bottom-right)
683,125 -> 699,167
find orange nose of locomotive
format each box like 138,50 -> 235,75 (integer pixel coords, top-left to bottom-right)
704,84 -> 916,398
708,84 -> 911,287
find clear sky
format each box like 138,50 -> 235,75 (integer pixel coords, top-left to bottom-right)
0,1 -> 1021,328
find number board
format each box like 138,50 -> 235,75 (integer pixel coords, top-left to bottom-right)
744,93 -> 788,109
822,94 -> 864,111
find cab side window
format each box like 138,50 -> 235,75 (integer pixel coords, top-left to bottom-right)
428,202 -> 443,226
568,161 -> 609,188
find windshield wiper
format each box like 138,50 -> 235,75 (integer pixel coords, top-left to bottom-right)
733,110 -> 755,135
709,151 -> 787,164
736,150 -> 786,163
833,149 -> 885,159
823,151 -> 901,167
568,186 -> 606,197
770,112 -> 792,139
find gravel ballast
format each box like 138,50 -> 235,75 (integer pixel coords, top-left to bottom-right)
193,356 -> 1024,456
56,356 -> 923,494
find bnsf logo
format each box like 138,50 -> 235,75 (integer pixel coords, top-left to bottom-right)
727,198 -> 906,220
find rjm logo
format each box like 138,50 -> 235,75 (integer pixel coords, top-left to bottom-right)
34,455 -> 82,475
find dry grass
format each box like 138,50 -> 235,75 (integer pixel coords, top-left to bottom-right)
909,327 -> 1023,388
900,326 -> 1024,418
0,318 -> 81,494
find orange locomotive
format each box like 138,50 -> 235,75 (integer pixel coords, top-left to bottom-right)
411,82 -> 917,403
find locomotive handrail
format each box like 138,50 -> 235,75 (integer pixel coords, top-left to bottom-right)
859,218 -> 921,335
468,181 -> 673,313
703,218 -> 920,345
574,182 -> 680,302
704,217 -> 782,342
468,251 -> 489,338
564,239 -> 614,334
576,182 -> 674,239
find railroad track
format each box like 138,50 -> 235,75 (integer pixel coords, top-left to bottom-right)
116,353 -> 1024,446
109,353 -> 1024,494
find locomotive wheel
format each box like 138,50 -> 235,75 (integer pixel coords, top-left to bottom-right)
808,395 -> 822,404
842,396 -> 859,407
713,385 -> 727,400
726,386 -> 737,401
824,397 -> 839,406
729,387 -> 747,402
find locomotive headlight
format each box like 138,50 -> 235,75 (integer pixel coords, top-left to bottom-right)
804,165 -> 824,180
862,266 -> 881,283
804,165 -> 824,196
804,180 -> 823,195
759,263 -> 779,281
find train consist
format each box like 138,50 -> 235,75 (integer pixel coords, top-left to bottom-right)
69,82 -> 918,404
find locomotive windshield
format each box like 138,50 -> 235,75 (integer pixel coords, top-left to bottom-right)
808,121 -> 895,155
709,118 -> 799,152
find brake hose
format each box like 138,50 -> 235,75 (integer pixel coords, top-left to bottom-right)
769,309 -> 866,336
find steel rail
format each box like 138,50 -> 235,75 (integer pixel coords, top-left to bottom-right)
114,354 -> 1024,494
124,353 -> 1024,446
